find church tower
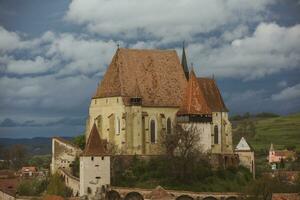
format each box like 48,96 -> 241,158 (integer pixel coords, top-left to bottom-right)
80,124 -> 110,197
177,69 -> 213,152
181,42 -> 189,80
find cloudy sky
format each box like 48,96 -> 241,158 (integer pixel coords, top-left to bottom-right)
0,0 -> 300,138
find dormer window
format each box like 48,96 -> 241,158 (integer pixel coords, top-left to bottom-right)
130,97 -> 142,105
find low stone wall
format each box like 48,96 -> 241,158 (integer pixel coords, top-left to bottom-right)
58,168 -> 80,197
0,189 -> 15,200
112,186 -> 242,200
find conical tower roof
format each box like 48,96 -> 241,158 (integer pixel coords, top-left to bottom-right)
177,69 -> 212,116
181,42 -> 189,80
270,143 -> 274,151
235,137 -> 253,151
82,123 -> 108,156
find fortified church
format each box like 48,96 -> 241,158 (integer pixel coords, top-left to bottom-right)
51,46 -> 254,198
86,46 -> 233,155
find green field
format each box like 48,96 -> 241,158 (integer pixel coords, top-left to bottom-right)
232,113 -> 300,152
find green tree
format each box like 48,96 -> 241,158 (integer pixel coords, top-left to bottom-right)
17,179 -> 48,196
72,135 -> 85,150
47,173 -> 73,197
71,156 -> 80,178
10,144 -> 28,170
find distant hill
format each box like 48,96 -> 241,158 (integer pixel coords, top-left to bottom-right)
0,137 -> 73,156
232,113 -> 300,152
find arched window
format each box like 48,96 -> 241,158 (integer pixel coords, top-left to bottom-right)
96,115 -> 102,131
214,125 -> 219,144
166,118 -> 172,134
115,117 -> 120,135
150,119 -> 156,143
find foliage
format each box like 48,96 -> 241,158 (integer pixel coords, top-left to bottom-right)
230,112 -> 279,121
113,155 -> 252,192
46,173 -> 73,197
17,179 -> 48,196
10,144 -> 28,170
71,156 -> 80,178
72,135 -> 85,150
244,175 -> 300,200
28,155 -> 51,169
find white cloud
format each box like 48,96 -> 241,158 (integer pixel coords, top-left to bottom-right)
189,23 -> 300,80
0,26 -> 22,52
65,0 -> 273,42
46,33 -> 118,76
271,83 -> 300,101
5,56 -> 55,75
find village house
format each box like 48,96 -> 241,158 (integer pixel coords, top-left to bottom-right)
268,143 -> 297,164
20,166 -> 37,178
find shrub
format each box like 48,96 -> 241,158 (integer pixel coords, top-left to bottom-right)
47,173 -> 73,197
17,179 -> 48,196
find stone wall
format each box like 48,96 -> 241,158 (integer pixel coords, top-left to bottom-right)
87,96 -> 179,155
0,189 -> 15,200
236,151 -> 255,178
58,168 -> 80,196
51,138 -> 82,174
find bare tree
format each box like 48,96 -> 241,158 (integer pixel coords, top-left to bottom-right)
161,123 -> 208,182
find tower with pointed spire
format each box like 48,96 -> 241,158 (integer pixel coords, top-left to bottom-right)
181,41 -> 189,80
80,123 -> 110,197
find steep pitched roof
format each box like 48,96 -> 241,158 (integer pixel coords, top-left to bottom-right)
235,137 -> 253,151
94,48 -> 187,107
197,78 -> 228,112
82,124 -> 108,156
181,44 -> 189,80
177,69 -> 212,116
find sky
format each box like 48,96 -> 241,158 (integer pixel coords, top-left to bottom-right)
0,0 -> 300,138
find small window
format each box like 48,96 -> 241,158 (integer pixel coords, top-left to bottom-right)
95,176 -> 101,179
95,165 -> 99,167
91,156 -> 94,161
102,156 -> 104,160
87,187 -> 92,194
166,118 -> 171,134
214,125 -> 219,144
150,119 -> 156,143
115,117 -> 121,135
117,98 -> 119,103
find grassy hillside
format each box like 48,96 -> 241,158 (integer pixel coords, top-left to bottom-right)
232,113 -> 300,152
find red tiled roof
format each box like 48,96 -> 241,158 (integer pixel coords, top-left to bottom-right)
0,170 -> 15,178
0,178 -> 19,197
94,48 -> 187,107
177,70 -> 212,116
21,166 -> 37,172
274,150 -> 296,157
197,78 -> 228,112
82,124 -> 109,156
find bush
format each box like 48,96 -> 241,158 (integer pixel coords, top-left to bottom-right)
47,173 -> 73,197
17,179 -> 48,196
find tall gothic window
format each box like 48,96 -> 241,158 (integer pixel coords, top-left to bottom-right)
150,119 -> 156,143
214,125 -> 219,144
96,115 -> 102,132
166,118 -> 171,134
115,117 -> 120,135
